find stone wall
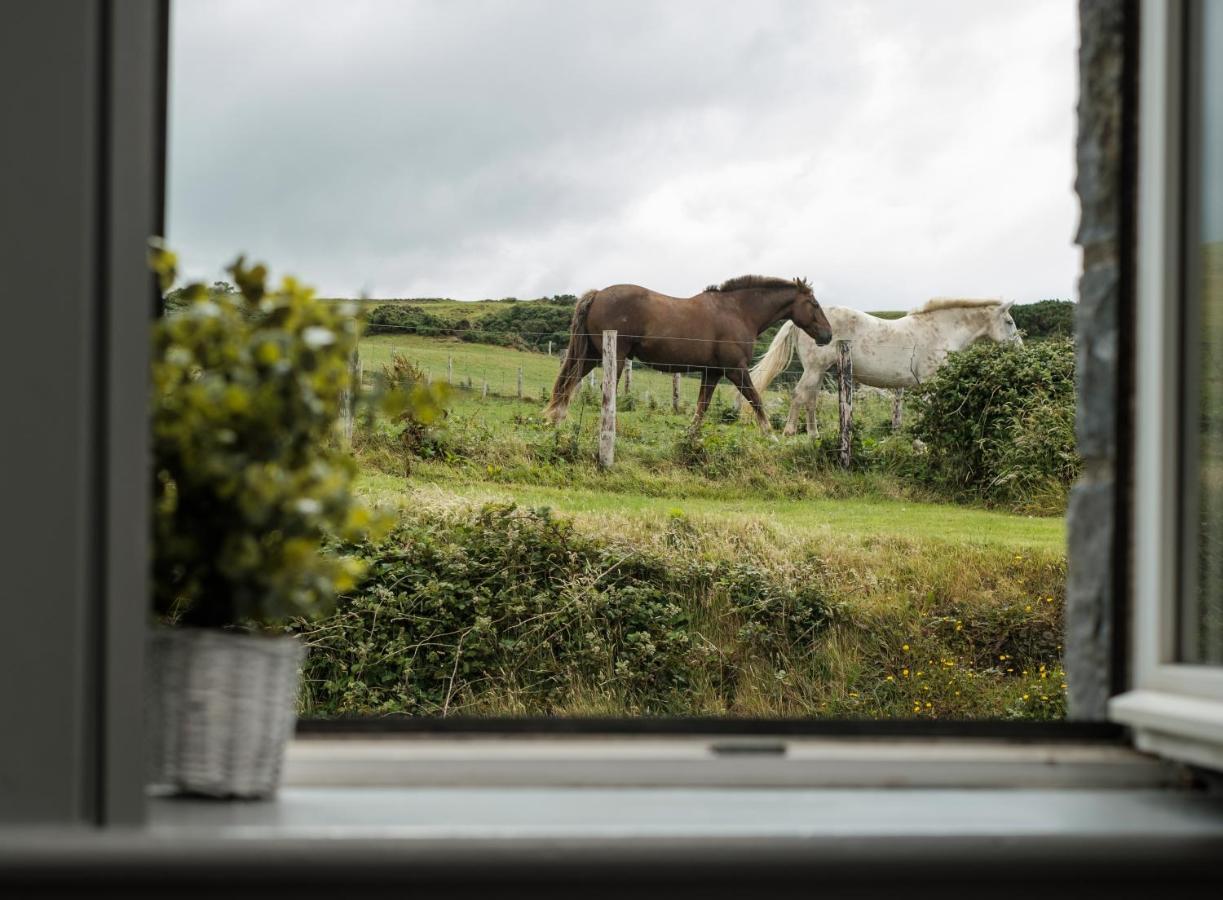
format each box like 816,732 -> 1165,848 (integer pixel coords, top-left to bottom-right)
1067,0 -> 1131,719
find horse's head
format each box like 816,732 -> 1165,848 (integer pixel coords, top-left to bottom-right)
789,278 -> 833,345
985,300 -> 1023,345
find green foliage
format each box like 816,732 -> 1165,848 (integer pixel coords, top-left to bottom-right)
365,298 -> 575,352
365,304 -> 450,337
150,255 -> 421,628
297,504 -> 834,715
460,302 -> 573,352
1011,299 -> 1075,341
373,352 -> 452,469
909,339 -> 1079,511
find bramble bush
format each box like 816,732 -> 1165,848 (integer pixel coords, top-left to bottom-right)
295,504 -> 834,716
909,339 -> 1079,513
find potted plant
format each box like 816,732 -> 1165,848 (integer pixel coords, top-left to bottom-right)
146,250 -> 389,798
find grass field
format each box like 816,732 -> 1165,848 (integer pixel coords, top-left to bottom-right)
358,332 -> 796,411
316,324 -> 1071,720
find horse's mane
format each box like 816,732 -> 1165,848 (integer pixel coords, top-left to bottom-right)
909,297 -> 1004,316
705,275 -> 810,293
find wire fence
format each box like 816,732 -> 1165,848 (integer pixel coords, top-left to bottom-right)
357,322 -> 823,409
353,324 -> 907,468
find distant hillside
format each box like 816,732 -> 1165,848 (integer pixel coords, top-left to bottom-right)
358,295 -> 577,352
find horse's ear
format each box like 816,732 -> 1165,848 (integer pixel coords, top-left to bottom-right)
1000,300 -> 1015,313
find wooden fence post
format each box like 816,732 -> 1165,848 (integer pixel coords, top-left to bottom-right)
588,370 -> 595,389
624,358 -> 633,394
547,341 -> 553,356
517,366 -> 523,399
837,340 -> 853,469
599,330 -> 617,468
340,342 -> 361,448
891,388 -> 904,431
447,355 -> 453,385
482,380 -> 488,400
672,372 -> 681,413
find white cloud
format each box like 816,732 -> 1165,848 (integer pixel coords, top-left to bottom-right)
167,0 -> 1079,309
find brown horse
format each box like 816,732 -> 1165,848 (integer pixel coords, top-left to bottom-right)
544,275 -> 833,432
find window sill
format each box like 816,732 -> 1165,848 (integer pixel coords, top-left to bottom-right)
1110,689 -> 1223,771
281,735 -> 1174,789
5,782 -> 1223,894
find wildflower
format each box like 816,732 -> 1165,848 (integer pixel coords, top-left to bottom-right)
885,675 -> 895,682
1024,605 -> 1032,612
902,668 -> 910,677
1022,694 -> 1030,700
902,644 -> 910,651
955,622 -> 963,631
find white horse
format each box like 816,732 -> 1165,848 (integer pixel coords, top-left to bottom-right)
750,298 -> 1023,436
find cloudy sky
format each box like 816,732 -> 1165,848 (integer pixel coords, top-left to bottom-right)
167,0 -> 1079,310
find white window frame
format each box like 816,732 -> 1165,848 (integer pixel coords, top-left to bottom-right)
1109,0 -> 1223,772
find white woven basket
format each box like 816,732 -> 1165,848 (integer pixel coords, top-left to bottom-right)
146,627 -> 305,798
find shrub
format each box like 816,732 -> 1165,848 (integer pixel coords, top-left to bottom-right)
461,302 -> 573,352
375,352 -> 451,469
365,303 -> 450,337
909,339 -> 1079,511
297,504 -> 833,716
151,256 -> 388,627
1011,299 -> 1075,341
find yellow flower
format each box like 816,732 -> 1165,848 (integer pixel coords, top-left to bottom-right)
902,644 -> 910,651
1022,694 -> 1030,700
1024,605 -> 1032,612
885,675 -> 895,682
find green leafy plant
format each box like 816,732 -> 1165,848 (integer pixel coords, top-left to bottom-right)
150,250 -> 443,628
909,339 -> 1079,511
296,504 -> 835,716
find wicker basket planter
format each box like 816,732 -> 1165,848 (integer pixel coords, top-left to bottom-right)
146,627 -> 305,799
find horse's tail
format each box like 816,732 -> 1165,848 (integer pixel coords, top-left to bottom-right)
543,289 -> 599,423
750,320 -> 797,392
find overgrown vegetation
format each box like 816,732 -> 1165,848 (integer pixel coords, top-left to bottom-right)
909,339 -> 1078,512
366,297 -> 575,352
298,504 -> 1066,719
1010,299 -> 1075,340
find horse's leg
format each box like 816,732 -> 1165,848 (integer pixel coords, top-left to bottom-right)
783,392 -> 802,436
726,367 -> 771,435
785,367 -> 821,437
691,370 -> 720,428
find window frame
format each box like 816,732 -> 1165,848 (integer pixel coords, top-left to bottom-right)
1109,0 -> 1223,771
